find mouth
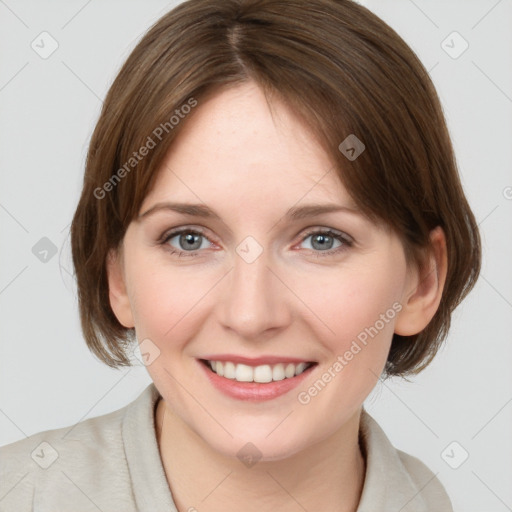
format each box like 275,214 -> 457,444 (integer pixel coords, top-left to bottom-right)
199,358 -> 318,383
197,358 -> 318,401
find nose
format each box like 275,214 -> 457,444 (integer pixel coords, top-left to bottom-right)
218,244 -> 292,341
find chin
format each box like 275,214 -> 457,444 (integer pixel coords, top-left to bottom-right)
197,423 -> 309,464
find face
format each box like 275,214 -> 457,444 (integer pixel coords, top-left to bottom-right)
109,81 -> 418,461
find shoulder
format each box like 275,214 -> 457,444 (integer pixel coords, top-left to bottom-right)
0,386 -> 154,512
0,403 -> 126,467
395,448 -> 454,511
357,409 -> 453,512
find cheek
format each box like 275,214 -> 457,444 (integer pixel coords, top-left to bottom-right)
291,267 -> 404,417
297,262 -> 405,362
125,257 -> 196,343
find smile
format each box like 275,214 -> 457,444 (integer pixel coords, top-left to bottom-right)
203,359 -> 316,383
197,358 -> 318,401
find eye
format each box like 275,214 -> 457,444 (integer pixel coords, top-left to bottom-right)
298,228 -> 353,257
158,226 -> 353,259
160,227 -> 213,257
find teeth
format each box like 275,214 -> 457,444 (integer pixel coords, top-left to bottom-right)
224,361 -> 236,379
207,360 -> 313,383
236,363 -> 256,382
285,363 -> 296,378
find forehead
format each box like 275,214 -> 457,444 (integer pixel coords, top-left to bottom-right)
140,81 -> 356,213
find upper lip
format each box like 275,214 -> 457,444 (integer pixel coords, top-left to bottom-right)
200,354 -> 317,366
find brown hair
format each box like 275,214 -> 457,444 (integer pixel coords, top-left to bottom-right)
70,0 -> 481,376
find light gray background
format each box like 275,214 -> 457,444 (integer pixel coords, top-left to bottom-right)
1,1 -> 511,511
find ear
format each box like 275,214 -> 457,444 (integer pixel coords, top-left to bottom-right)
394,226 -> 448,336
106,247 -> 135,329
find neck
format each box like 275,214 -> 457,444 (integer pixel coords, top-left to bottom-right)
155,397 -> 365,512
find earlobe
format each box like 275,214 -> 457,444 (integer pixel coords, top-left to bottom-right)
394,226 -> 448,336
106,247 -> 135,329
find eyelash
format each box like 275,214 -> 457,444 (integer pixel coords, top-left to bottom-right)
158,226 -> 353,259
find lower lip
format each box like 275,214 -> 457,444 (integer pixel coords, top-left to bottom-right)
197,359 -> 317,402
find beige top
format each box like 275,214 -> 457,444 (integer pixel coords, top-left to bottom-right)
0,383 -> 453,511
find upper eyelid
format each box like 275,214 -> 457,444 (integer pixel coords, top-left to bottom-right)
161,226 -> 215,243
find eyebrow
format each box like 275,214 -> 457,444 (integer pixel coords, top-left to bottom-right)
137,201 -> 361,221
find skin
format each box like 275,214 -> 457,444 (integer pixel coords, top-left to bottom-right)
107,81 -> 447,512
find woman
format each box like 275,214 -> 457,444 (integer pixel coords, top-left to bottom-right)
0,0 -> 480,510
